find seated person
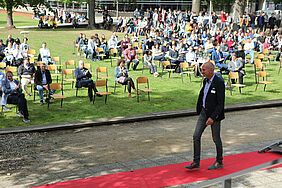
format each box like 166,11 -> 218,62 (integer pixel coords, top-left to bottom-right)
20,37 -> 30,57
3,42 -> 14,66
0,39 -> 6,62
100,34 -> 109,58
144,50 -> 159,77
115,59 -> 138,98
34,62 -> 54,105
39,42 -> 55,65
77,34 -> 88,56
168,44 -> 183,73
12,43 -> 25,67
74,60 -> 101,102
152,43 -> 166,62
244,38 -> 255,64
186,46 -> 201,77
124,43 -> 139,71
50,18 -> 58,29
18,57 -> 36,97
211,46 -> 229,74
1,71 -> 30,122
85,36 -> 97,62
0,71 -> 5,96
108,34 -> 120,57
228,54 -> 245,84
235,45 -> 246,67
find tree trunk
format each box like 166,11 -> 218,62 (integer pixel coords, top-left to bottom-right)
192,0 -> 201,14
88,0 -> 96,29
6,6 -> 15,29
231,0 -> 247,21
258,0 -> 265,10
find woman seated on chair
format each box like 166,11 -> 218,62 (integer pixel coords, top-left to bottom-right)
115,59 -> 138,98
144,50 -> 159,77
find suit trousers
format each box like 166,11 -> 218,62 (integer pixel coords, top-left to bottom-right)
7,93 -> 29,119
193,109 -> 223,164
79,79 -> 98,100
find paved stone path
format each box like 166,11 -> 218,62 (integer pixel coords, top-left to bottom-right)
0,107 -> 281,187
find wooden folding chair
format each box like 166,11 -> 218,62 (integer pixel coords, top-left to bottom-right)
136,49 -> 144,63
132,43 -> 139,49
94,80 -> 112,104
65,60 -> 76,70
96,67 -> 110,80
228,72 -> 246,95
110,49 -> 119,67
161,61 -> 174,79
254,59 -> 266,83
0,62 -> 6,71
62,69 -> 76,88
51,57 -> 63,70
84,63 -> 92,72
255,71 -> 273,92
180,62 -> 194,83
47,65 -> 60,83
48,83 -> 67,110
96,47 -> 106,61
27,49 -> 36,57
136,77 -> 152,102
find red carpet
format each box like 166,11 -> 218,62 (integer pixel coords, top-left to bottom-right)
33,152 -> 281,188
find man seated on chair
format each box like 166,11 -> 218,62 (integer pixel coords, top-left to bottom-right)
34,62 -> 54,106
211,46 -> 229,74
39,42 -> 55,65
124,43 -> 139,71
0,71 -> 5,98
1,71 -> 30,122
228,54 -> 245,84
244,38 -> 255,64
74,60 -> 102,102
18,57 -> 36,97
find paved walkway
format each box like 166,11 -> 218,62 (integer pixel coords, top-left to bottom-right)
0,106 -> 281,187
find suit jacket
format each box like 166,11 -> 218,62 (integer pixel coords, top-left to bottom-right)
1,79 -> 22,106
74,67 -> 92,88
124,48 -> 137,60
196,74 -> 225,121
34,69 -> 52,86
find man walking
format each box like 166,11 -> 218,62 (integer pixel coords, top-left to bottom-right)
185,61 -> 225,170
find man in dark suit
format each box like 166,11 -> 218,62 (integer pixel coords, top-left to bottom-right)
186,61 -> 225,170
74,60 -> 101,102
1,71 -> 30,122
34,62 -> 54,105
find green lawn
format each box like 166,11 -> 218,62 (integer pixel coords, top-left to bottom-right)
0,28 -> 281,128
0,13 -> 38,28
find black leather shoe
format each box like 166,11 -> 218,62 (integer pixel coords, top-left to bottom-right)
185,162 -> 200,170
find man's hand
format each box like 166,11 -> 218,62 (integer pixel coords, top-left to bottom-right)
43,85 -> 49,91
85,70 -> 89,75
14,84 -> 20,91
206,117 -> 214,126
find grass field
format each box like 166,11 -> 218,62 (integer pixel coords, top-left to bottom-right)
0,13 -> 38,28
0,28 -> 281,128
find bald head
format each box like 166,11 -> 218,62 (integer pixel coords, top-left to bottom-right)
79,60 -> 84,69
201,62 -> 215,80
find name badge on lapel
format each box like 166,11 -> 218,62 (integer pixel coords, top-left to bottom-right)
211,88 -> 216,94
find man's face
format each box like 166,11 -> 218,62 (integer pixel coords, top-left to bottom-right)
40,64 -> 46,71
7,73 -> 13,81
42,43 -> 46,48
24,59 -> 29,65
201,64 -> 213,79
79,62 -> 84,69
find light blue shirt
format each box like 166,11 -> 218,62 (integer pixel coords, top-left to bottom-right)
203,74 -> 215,108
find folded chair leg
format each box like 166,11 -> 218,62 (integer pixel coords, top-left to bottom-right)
189,74 -> 191,82
255,83 -> 259,91
93,95 -> 96,104
105,95 -> 107,104
148,92 -> 150,101
61,99 -> 63,108
48,102 -> 50,110
230,86 -> 232,96
239,87 -> 242,94
181,74 -> 183,83
264,84 -> 266,92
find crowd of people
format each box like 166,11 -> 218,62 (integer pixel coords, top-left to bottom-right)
0,7 -> 282,123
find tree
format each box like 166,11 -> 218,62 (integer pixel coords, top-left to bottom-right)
231,0 -> 247,21
0,0 -> 46,29
192,0 -> 201,14
88,0 -> 96,29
